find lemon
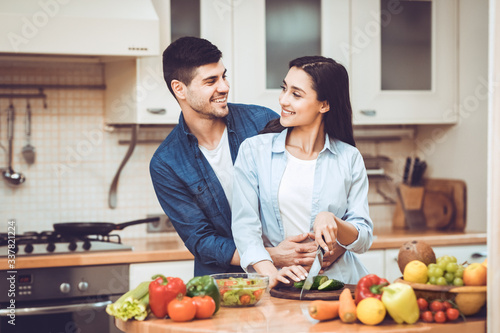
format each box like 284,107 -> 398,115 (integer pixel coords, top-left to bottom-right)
404,260 -> 428,284
357,298 -> 386,325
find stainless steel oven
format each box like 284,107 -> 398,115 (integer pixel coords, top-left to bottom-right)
0,264 -> 129,333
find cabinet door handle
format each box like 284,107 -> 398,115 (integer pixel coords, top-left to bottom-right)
471,251 -> 487,259
360,110 -> 377,116
147,108 -> 166,115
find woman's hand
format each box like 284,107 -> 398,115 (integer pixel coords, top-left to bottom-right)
270,265 -> 308,289
313,211 -> 339,254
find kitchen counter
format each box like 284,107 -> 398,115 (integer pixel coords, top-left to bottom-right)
2,229 -> 486,270
114,294 -> 486,333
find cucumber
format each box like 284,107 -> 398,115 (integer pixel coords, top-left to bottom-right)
318,279 -> 345,291
293,276 -> 328,290
311,276 -> 328,290
293,280 -> 305,289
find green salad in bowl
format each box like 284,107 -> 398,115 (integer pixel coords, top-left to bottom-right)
210,273 -> 269,307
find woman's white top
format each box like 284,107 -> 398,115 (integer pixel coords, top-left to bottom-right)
278,150 -> 317,239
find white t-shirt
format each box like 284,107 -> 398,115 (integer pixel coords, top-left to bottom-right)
199,127 -> 234,209
278,150 -> 317,239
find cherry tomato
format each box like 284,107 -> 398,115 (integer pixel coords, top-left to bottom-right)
192,295 -> 216,319
421,311 -> 434,323
417,298 -> 429,311
224,280 -> 238,286
446,308 -> 460,321
434,311 -> 447,323
253,289 -> 264,301
167,296 -> 196,322
239,294 -> 251,305
430,300 -> 444,312
442,301 -> 453,310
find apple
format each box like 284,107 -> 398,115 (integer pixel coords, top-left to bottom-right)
463,263 -> 487,286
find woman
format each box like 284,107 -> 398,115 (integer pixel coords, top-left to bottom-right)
231,56 -> 373,288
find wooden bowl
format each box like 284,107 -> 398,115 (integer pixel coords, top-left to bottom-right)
395,278 -> 487,315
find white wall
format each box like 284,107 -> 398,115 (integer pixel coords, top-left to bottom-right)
415,0 -> 489,232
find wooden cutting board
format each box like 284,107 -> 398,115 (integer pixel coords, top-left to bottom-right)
270,284 -> 356,300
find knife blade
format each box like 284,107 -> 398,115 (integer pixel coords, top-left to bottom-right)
300,246 -> 325,300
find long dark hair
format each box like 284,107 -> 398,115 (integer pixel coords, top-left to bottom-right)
260,56 -> 355,147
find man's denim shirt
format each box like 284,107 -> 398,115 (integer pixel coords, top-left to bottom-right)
150,103 -> 279,276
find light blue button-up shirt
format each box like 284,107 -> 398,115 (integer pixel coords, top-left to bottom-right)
232,129 -> 373,284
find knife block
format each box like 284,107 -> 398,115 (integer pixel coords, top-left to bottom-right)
395,184 -> 427,230
392,179 -> 464,231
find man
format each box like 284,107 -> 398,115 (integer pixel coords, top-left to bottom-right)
150,37 -> 343,276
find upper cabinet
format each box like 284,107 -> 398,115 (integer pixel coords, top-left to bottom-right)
231,0 -> 458,125
105,0 -> 459,125
351,0 -> 458,125
232,0 -> 350,112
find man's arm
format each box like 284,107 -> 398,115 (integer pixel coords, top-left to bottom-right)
150,157 -> 236,270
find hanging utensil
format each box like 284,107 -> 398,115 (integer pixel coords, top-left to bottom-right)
22,100 -> 36,164
2,103 -> 26,186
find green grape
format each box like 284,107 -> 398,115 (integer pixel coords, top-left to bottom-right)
437,260 -> 448,271
446,262 -> 458,273
427,267 -> 436,278
429,276 -> 438,285
450,256 -> 457,263
428,263 -> 438,270
441,255 -> 452,262
436,277 -> 447,286
453,277 -> 464,286
455,267 -> 464,278
434,267 -> 444,278
445,272 -> 455,283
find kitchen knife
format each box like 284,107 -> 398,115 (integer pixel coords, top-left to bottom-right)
403,157 -> 411,184
300,246 -> 325,300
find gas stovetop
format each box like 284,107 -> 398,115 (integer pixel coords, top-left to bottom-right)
0,231 -> 133,257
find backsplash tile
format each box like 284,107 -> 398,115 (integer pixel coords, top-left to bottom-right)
0,60 -> 167,237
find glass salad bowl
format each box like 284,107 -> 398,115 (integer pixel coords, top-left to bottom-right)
210,273 -> 269,307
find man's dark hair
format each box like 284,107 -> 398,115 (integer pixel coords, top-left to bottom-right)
162,37 -> 223,97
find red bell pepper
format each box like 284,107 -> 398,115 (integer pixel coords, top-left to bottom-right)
148,274 -> 186,318
354,274 -> 389,305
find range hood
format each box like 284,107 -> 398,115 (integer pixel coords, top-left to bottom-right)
0,0 -> 159,57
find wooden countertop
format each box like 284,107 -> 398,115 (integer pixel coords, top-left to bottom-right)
115,294 -> 486,333
3,229 -> 486,270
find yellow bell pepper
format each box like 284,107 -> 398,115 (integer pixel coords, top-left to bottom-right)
381,283 -> 420,324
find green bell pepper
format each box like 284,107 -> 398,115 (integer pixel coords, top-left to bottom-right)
381,282 -> 420,324
186,275 -> 221,313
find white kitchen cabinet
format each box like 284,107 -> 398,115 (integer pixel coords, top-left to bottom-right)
384,244 -> 487,282
230,0 -> 458,124
232,0 -> 350,112
355,249 -> 385,278
129,260 -> 195,289
350,0 -> 458,125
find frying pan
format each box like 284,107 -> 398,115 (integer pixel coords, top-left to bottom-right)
53,217 -> 161,236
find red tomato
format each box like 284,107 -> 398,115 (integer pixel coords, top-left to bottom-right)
167,296 -> 196,322
421,311 -> 434,323
253,289 -> 264,300
192,296 -> 216,319
446,308 -> 460,321
417,298 -> 428,311
430,300 -> 444,312
442,301 -> 453,310
434,311 -> 447,323
224,280 -> 238,286
239,294 -> 251,305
